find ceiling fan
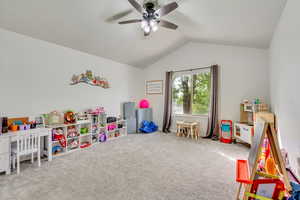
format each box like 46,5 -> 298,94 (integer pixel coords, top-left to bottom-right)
117,0 -> 179,36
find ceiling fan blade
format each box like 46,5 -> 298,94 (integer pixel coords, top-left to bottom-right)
128,0 -> 143,13
156,2 -> 178,17
106,9 -> 133,23
159,20 -> 178,30
118,19 -> 142,24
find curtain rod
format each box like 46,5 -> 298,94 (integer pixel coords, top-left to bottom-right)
169,64 -> 216,73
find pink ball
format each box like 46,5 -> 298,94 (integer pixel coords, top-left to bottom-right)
139,99 -> 150,109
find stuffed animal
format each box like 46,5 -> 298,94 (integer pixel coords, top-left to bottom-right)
64,111 -> 76,124
67,126 -> 78,138
99,133 -> 107,142
52,128 -> 66,147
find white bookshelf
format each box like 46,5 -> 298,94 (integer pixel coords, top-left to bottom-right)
47,113 -> 127,157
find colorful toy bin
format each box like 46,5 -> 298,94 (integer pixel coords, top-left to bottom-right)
139,99 -> 150,109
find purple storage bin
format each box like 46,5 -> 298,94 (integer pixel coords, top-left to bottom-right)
19,125 -> 26,131
25,124 -> 31,130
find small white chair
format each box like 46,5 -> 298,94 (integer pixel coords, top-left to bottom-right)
12,132 -> 41,174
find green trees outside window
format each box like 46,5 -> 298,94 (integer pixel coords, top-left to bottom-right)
172,71 -> 211,115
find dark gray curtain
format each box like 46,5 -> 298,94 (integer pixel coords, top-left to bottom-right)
205,65 -> 219,138
162,71 -> 173,133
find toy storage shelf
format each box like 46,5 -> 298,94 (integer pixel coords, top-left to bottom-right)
47,115 -> 127,157
46,120 -> 91,129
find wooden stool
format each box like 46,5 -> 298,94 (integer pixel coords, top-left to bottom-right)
176,121 -> 185,137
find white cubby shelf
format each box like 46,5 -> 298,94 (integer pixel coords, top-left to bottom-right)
47,113 -> 127,157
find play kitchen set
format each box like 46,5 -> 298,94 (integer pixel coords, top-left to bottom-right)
43,107 -> 127,156
234,99 -> 271,146
219,99 -> 272,146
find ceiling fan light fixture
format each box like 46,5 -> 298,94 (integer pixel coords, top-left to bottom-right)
118,0 -> 179,36
149,20 -> 156,27
150,20 -> 159,32
143,25 -> 151,33
141,20 -> 148,29
152,24 -> 158,32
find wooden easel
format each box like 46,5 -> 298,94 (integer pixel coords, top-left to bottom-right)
236,120 -> 292,200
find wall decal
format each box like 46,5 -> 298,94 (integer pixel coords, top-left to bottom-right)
70,70 -> 109,88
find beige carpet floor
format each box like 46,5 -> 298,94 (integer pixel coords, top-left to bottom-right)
0,132 -> 249,200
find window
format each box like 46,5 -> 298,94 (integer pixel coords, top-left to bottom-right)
172,69 -> 211,115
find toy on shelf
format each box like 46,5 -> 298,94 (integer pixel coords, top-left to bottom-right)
52,145 -> 63,155
80,141 -> 91,149
1,117 -> 8,133
25,124 -> 30,130
64,111 -> 76,124
139,99 -> 150,109
220,120 -> 233,144
76,112 -> 89,121
99,132 -> 107,142
10,124 -> 18,132
91,115 -> 98,124
107,132 -> 114,139
35,116 -> 45,128
107,124 -> 116,131
99,113 -> 107,127
92,124 -> 98,134
107,116 -> 117,123
67,126 -> 79,138
45,111 -> 64,125
115,130 -> 120,137
92,135 -> 98,143
29,121 -> 37,129
52,128 -> 66,148
19,124 -> 26,131
68,139 -> 79,150
6,117 -> 29,132
11,121 -> 31,131
87,107 -> 105,115
80,127 -> 89,134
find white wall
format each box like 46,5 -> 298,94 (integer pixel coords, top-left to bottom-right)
269,0 -> 300,175
0,28 -> 144,117
143,42 -> 269,133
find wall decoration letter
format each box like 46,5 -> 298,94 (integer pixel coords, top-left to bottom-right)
146,80 -> 163,95
70,70 -> 109,88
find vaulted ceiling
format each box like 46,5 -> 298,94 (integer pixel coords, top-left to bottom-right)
0,0 -> 286,68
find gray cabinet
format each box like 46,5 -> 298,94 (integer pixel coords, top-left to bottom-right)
136,108 -> 153,133
123,102 -> 137,134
